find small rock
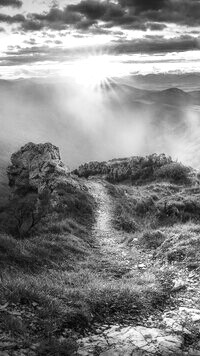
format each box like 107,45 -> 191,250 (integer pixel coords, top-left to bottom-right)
172,279 -> 187,292
138,264 -> 146,269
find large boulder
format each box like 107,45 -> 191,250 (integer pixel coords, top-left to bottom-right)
7,142 -> 69,195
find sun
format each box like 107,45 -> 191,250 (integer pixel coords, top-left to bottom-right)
62,54 -> 127,89
71,55 -> 114,88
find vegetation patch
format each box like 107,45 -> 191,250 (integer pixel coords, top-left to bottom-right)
155,223 -> 200,265
139,230 -> 166,249
154,162 -> 191,183
107,182 -> 200,233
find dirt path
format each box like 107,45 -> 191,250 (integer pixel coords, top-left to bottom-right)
78,179 -> 200,356
87,179 -> 139,267
85,179 -> 154,280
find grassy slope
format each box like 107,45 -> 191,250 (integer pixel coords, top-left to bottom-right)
107,179 -> 200,268
1,164 -> 200,355
0,187 -> 176,355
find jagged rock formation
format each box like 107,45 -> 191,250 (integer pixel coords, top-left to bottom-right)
7,142 -> 69,195
74,153 -> 177,184
5,142 -> 94,237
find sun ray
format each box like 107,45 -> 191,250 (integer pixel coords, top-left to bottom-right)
60,52 -> 131,91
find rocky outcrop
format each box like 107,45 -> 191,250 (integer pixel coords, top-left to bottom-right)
78,325 -> 184,355
5,142 -> 94,237
7,142 -> 69,195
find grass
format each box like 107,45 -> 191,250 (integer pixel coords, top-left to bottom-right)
154,162 -> 191,184
107,181 -> 200,269
1,170 -> 200,354
107,182 -> 200,232
0,223 -> 173,355
155,223 -> 200,266
0,231 -> 89,272
139,230 -> 166,249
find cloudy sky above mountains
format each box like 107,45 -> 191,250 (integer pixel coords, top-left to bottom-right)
1,0 -> 200,78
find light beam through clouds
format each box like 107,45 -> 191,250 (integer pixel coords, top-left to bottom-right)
0,0 -> 200,171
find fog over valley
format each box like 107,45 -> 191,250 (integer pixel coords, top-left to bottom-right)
1,75 -> 200,175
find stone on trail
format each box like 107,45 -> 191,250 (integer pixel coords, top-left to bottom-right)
78,325 -> 183,355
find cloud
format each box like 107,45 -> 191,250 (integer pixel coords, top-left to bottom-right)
0,0 -> 200,43
146,23 -> 167,31
0,1 -> 174,33
114,35 -> 200,54
0,0 -> 22,8
1,34 -> 200,69
119,0 -> 167,11
118,0 -> 200,27
0,44 -> 91,66
0,13 -> 25,24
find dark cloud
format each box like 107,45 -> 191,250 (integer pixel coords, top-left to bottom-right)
120,0 -> 200,27
67,0 -> 108,20
0,0 -> 22,8
0,13 -> 25,24
21,19 -> 45,31
0,0 -> 200,38
119,0 -> 167,11
146,23 -> 167,31
34,7 -> 82,24
114,35 -> 200,54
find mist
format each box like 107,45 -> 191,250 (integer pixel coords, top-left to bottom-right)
1,76 -> 200,175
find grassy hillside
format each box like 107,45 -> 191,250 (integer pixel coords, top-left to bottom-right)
0,188 -> 172,355
1,154 -> 200,355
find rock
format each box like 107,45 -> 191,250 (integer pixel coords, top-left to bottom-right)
187,262 -> 199,271
78,325 -> 183,355
138,264 -> 146,270
179,307 -> 200,322
5,142 -> 94,236
188,350 -> 200,356
7,142 -> 68,195
172,279 -> 187,292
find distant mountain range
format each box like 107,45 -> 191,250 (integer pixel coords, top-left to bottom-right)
107,82 -> 200,107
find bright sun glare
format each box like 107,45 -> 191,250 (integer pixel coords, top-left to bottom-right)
63,54 -> 129,88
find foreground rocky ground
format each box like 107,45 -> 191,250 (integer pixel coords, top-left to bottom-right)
77,180 -> 200,356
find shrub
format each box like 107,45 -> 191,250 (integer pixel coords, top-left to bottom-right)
155,224 -> 200,264
135,197 -> 155,215
156,196 -> 200,224
155,162 -> 190,183
140,230 -> 166,249
114,212 -> 138,233
167,248 -> 187,263
113,203 -> 138,232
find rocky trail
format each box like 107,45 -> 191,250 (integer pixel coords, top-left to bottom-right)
77,179 -> 200,356
86,180 -> 148,273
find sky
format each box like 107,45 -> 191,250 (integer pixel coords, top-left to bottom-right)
0,0 -> 200,79
1,1 -> 200,175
